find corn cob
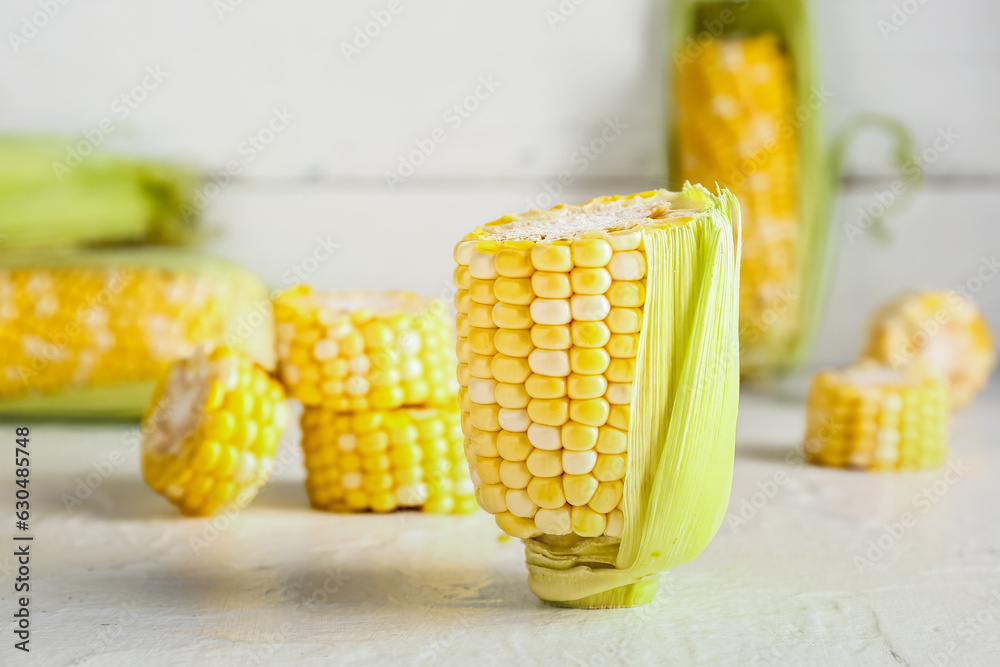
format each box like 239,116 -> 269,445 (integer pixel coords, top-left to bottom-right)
0,136 -> 200,250
864,291 -> 995,409
669,0 -> 833,378
142,346 -> 289,516
0,249 -> 274,419
274,288 -> 458,412
453,184 -> 741,608
300,404 -> 476,514
804,361 -> 950,471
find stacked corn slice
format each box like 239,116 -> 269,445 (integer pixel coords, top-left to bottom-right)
275,287 -> 474,514
864,291 -> 996,408
804,361 -> 950,471
142,346 -> 289,516
674,33 -> 801,375
0,249 -> 274,419
453,184 -> 741,608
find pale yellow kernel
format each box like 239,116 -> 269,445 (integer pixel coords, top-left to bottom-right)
567,374 -> 607,400
608,307 -> 642,334
607,281 -> 645,307
527,398 -> 569,426
455,314 -> 471,338
606,358 -> 636,383
528,349 -> 570,377
571,238 -> 613,268
505,489 -> 538,518
531,244 -> 573,273
594,453 -> 626,481
495,248 -> 534,278
531,271 -> 572,299
526,448 -> 563,477
492,355 -> 531,384
454,241 -> 476,265
453,265 -> 472,290
498,408 -> 530,432
475,456 -> 503,485
609,251 -> 646,280
571,321 -> 611,348
456,338 -> 471,364
526,424 -> 562,451
469,279 -> 498,305
531,324 -> 571,350
563,449 -> 598,475
534,506 -> 572,535
570,348 -> 610,375
456,362 -> 471,387
525,374 -> 567,399
495,382 -> 530,409
596,426 -> 627,454
499,461 -> 531,489
312,338 -> 339,361
468,377 -> 497,405
570,398 -> 610,427
608,334 -> 639,358
606,383 -> 632,405
561,422 -> 599,451
470,404 -> 501,432
571,268 -> 612,295
492,303 -> 533,329
608,405 -> 630,430
530,299 -> 571,326
469,428 -> 500,457
497,431 -> 532,461
494,277 -> 534,305
527,477 -> 566,510
469,250 -> 499,279
494,329 -> 533,357
496,511 -> 542,538
571,506 -> 607,537
563,474 -> 599,506
605,509 -> 624,537
607,228 -> 642,251
468,327 -> 497,355
468,303 -> 495,328
589,480 -> 623,513
571,295 -> 611,322
468,352 -> 493,379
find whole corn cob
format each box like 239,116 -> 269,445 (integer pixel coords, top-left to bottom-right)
669,0 -> 833,378
0,249 -> 274,419
0,137 -> 201,250
274,288 -> 458,412
453,184 -> 741,608
864,291 -> 995,409
300,404 -> 476,514
142,346 -> 289,516
804,361 -> 950,471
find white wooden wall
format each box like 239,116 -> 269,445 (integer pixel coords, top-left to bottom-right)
3,0 -> 999,367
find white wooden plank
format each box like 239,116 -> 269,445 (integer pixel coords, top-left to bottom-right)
1,0 -> 996,179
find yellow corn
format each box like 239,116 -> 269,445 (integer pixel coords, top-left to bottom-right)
673,34 -> 800,374
0,249 -> 274,418
300,404 -> 476,514
141,346 -> 289,516
864,291 -> 995,408
273,287 -> 458,412
804,361 -> 949,471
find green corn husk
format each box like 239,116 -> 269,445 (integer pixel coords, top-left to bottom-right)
0,137 -> 202,250
667,0 -> 834,379
525,184 -> 741,607
0,248 -> 273,420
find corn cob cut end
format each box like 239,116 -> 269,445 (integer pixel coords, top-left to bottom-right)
274,287 -> 458,412
300,404 -> 476,514
804,361 -> 950,472
141,345 -> 289,516
864,291 -> 995,409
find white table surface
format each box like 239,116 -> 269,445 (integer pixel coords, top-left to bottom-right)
3,382 -> 999,666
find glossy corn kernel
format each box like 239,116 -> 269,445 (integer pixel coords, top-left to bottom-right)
674,34 -> 801,376
273,288 -> 458,412
300,404 -> 476,514
141,346 -> 289,517
804,361 -> 950,471
863,291 -> 996,408
0,250 -> 275,419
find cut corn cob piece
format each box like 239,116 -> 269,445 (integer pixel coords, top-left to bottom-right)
300,404 -> 476,514
863,291 -> 995,409
674,34 -> 800,376
0,136 -> 201,250
273,288 -> 458,412
453,184 -> 741,608
804,361 -> 950,471
669,0 -> 834,379
141,346 -> 289,516
0,249 -> 274,419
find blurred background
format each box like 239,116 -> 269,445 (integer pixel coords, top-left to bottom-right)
3,0 -> 998,370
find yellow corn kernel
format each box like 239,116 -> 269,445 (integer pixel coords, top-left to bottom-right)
561,422 -> 598,451
571,238 -> 613,268
495,382 -> 530,409
531,243 -> 573,273
526,374 -> 567,399
531,325 -> 571,350
563,474 -> 599,506
492,303 -> 533,329
571,506 -> 607,537
571,268 -> 612,295
532,272 -> 572,299
567,374 -> 607,400
607,281 -> 645,307
526,448 -> 563,477
570,348 -> 610,375
527,398 -> 569,426
494,277 -> 534,305
497,431 -> 532,461
527,477 -> 566,509
494,329 -> 533,357
571,321 -> 611,348
495,248 -> 534,278
496,511 -> 542,538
